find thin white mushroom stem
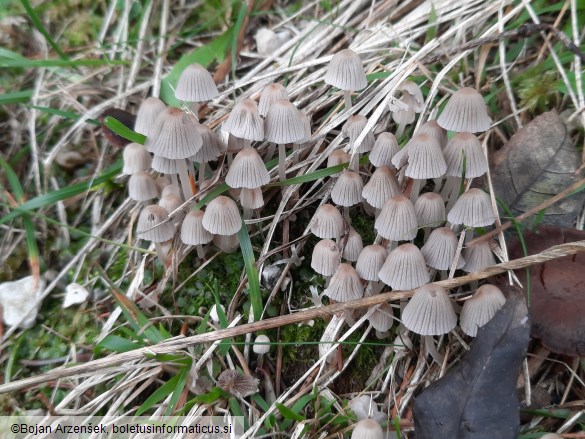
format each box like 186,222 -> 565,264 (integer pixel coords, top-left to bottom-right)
243,208 -> 253,220
175,158 -> 192,199
153,242 -> 167,265
343,89 -> 353,110
190,101 -> 200,117
198,162 -> 206,191
424,335 -> 444,365
195,244 -> 205,259
396,123 -> 406,137
349,150 -> 360,173
278,143 -> 288,181
342,206 -> 351,223
170,173 -> 179,188
410,178 -> 423,203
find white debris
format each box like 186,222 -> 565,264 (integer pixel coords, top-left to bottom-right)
255,28 -> 279,56
62,283 -> 90,308
0,276 -> 45,328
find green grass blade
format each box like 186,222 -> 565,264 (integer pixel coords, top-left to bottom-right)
0,59 -> 126,68
165,364 -> 191,415
103,116 -> 146,144
31,105 -> 100,125
0,89 -> 33,105
20,0 -> 69,60
95,335 -> 144,354
192,183 -> 230,210
136,369 -> 184,415
275,402 -> 306,421
271,162 -> 348,186
236,221 -> 262,322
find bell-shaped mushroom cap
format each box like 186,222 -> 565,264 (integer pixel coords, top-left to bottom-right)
202,196 -> 242,235
331,170 -> 364,207
137,205 -> 175,242
128,171 -> 159,201
227,133 -> 246,153
342,227 -> 363,262
460,284 -> 506,337
175,63 -> 219,102
462,239 -> 496,272
324,49 -> 367,92
191,124 -> 225,163
369,132 -> 399,168
342,115 -> 375,153
297,111 -> 312,144
123,143 -> 152,175
392,133 -> 447,179
217,369 -> 259,398
362,166 -> 400,209
327,149 -> 349,174
135,97 -> 166,137
151,154 -> 182,174
437,87 -> 491,133
253,334 -> 271,354
311,239 -> 341,276
374,195 -> 418,241
155,175 -> 172,193
311,204 -> 345,239
158,193 -> 182,213
264,99 -> 305,144
181,210 -> 213,245
258,83 -> 289,117
447,188 -> 495,227
369,303 -> 394,332
402,284 -> 457,335
356,244 -> 387,281
225,147 -> 270,189
146,107 -> 202,159
443,132 -> 488,178
240,187 -> 264,210
161,184 -> 181,198
351,418 -> 384,439
414,192 -> 446,228
379,243 -> 429,290
391,94 -> 416,125
223,99 -> 264,141
213,233 -> 239,253
398,80 -> 425,112
417,120 -> 448,149
324,263 -> 364,302
421,227 -> 465,270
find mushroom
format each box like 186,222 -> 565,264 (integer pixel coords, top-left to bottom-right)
175,63 -> 219,115
437,87 -> 491,133
414,192 -> 446,240
258,83 -> 289,117
310,204 -> 345,240
362,166 -> 401,210
417,120 -> 448,149
374,195 -> 418,241
447,188 -> 495,228
311,239 -> 341,280
202,196 -> 242,236
253,334 -> 271,367
134,96 -> 166,137
341,227 -> 363,262
378,243 -> 430,290
128,171 -> 158,202
324,263 -> 364,303
342,115 -> 375,171
191,123 -> 225,190
402,283 -> 457,336
331,170 -> 364,220
421,227 -> 465,271
351,418 -> 384,439
122,143 -> 152,175
324,49 -> 367,110
462,239 -> 495,273
369,132 -> 399,169
181,210 -> 213,259
136,205 -> 175,263
460,284 -> 506,337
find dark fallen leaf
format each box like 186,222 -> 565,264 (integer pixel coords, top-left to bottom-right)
99,108 -> 136,148
491,110 -> 585,227
413,286 -> 530,439
506,226 -> 585,356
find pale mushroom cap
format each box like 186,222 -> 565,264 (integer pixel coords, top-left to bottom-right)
123,142 -> 152,174
202,196 -> 242,235
264,99 -> 305,144
342,227 -> 363,262
151,154 -> 182,174
328,149 -> 350,170
402,284 -> 457,335
217,369 -> 259,398
227,133 -> 246,153
258,83 -> 289,117
135,97 -> 166,137
311,239 -> 341,276
362,166 -> 401,209
414,192 -> 446,228
369,132 -> 399,168
240,187 -> 265,210
191,124 -> 225,163
223,99 -> 264,141
213,233 -> 239,253
437,87 -> 491,133
146,107 -> 202,159
342,115 -> 375,152
460,284 -> 506,336
324,49 -> 367,92
161,184 -> 181,198
253,334 -> 271,354
311,204 -> 345,239
155,175 -> 172,194
369,303 -> 394,332
356,244 -> 388,281
331,170 -> 364,207
225,147 -> 270,189
398,80 -> 424,112
462,240 -> 496,273
175,63 -> 219,102
378,243 -> 429,290
324,263 -> 364,302
128,171 -> 158,202
444,131 -> 488,178
421,227 -> 465,270
392,94 -> 416,125
393,133 -> 447,179
351,418 -> 384,439
158,194 -> 182,214
417,120 -> 448,149
181,210 -> 213,245
447,188 -> 495,227
136,205 -> 175,242
374,195 -> 418,241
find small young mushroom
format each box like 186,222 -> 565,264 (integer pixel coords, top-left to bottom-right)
311,239 -> 341,278
374,195 -> 418,241
175,63 -> 219,114
128,171 -> 159,202
369,132 -> 399,169
258,83 -> 289,117
136,205 -> 175,263
351,418 -> 384,439
310,204 -> 345,240
341,227 -> 363,262
460,284 -> 506,337
324,263 -> 364,302
421,227 -> 465,271
362,166 -> 400,210
378,243 -> 429,290
253,334 -> 271,366
180,210 -> 213,258
134,96 -> 166,137
447,188 -> 495,228
122,143 -> 152,175
202,196 -> 242,236
462,239 -> 496,273
437,87 -> 491,133
324,49 -> 367,110
402,284 -> 457,336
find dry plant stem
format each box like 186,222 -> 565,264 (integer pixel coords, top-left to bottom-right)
343,90 -> 352,110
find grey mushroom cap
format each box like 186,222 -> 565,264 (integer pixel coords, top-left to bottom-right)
447,188 -> 495,227
351,418 -> 384,439
123,143 -> 152,175
414,192 -> 446,228
362,166 -> 401,209
137,205 -> 175,242
374,195 -> 418,241
342,115 -> 375,153
356,244 -> 387,281
225,147 -> 270,189
145,107 -> 203,159
420,227 -> 465,270
378,243 -> 429,290
311,239 -> 341,276
331,170 -> 364,207
342,227 -> 364,262
223,99 -> 264,141
437,87 -> 491,133
324,263 -> 364,302
391,133 -> 447,179
191,124 -> 225,163
128,171 -> 159,202
417,120 -> 448,149
151,155 -> 182,174
135,97 -> 166,138
311,204 -> 345,239
460,284 -> 506,337
264,99 -> 306,144
239,188 -> 265,210
402,283 -> 457,336
258,83 -> 289,117
369,132 -> 399,168
324,49 -> 367,92
175,63 -> 219,102
443,131 -> 488,178
181,210 -> 213,245
462,239 -> 496,273
202,196 -> 242,235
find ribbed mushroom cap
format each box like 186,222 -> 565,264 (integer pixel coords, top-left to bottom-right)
202,196 -> 242,235
362,166 -> 400,209
217,369 -> 259,398
181,210 -> 213,245
417,120 -> 448,149
151,154 -> 182,174
240,187 -> 264,210
135,97 -> 166,137
351,418 -> 384,439
398,80 -> 425,112
374,195 -> 418,241
225,147 -> 270,189
327,149 -> 350,172
137,205 -> 175,242
369,304 -> 394,332
356,244 -> 387,281
391,133 -> 447,179
264,99 -> 305,144
226,134 -> 246,153
421,227 -> 465,270
311,239 -> 341,276
253,334 -> 271,354
258,83 -> 289,117
460,284 -> 506,337
155,175 -> 171,191
146,107 -> 202,159
161,184 -> 181,198
462,240 -> 495,273
369,132 -> 399,168
191,124 -> 225,163
223,99 -> 264,141
437,87 -> 491,133
311,204 -> 345,239
402,284 -> 457,335
123,143 -> 152,175
324,49 -> 367,92
213,233 -> 239,253
414,192 -> 446,228
444,132 -> 488,178
331,170 -> 364,207
342,227 -> 363,262
342,115 -> 375,153
158,194 -> 182,215
128,171 -> 158,201
175,63 -> 219,102
378,243 -> 429,290
447,188 -> 494,227
324,263 -> 364,302
391,94 -> 416,125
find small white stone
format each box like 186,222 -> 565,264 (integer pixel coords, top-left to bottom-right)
0,276 -> 45,328
62,283 -> 90,308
